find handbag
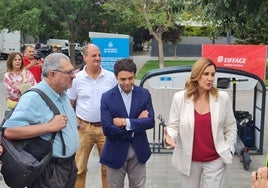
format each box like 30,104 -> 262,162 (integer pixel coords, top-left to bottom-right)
16,82 -> 32,94
6,98 -> 18,109
15,70 -> 32,94
0,88 -> 65,188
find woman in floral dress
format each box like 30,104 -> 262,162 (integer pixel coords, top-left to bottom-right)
4,52 -> 36,109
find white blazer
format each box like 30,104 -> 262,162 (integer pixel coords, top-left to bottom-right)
167,90 -> 237,176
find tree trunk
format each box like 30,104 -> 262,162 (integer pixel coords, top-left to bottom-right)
156,37 -> 164,69
150,25 -> 165,69
69,42 -> 76,66
226,30 -> 231,44
173,44 -> 177,57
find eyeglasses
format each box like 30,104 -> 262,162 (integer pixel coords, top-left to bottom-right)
53,69 -> 75,75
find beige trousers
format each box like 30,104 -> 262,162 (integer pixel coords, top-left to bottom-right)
75,118 -> 108,188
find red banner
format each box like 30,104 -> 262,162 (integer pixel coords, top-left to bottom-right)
202,45 -> 267,80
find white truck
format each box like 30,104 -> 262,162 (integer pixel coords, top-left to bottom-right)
46,38 -> 81,52
46,39 -> 69,50
0,29 -> 21,59
46,38 -> 82,64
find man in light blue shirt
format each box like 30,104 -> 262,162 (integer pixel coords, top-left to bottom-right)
3,53 -> 79,187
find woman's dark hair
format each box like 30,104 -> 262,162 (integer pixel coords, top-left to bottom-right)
114,58 -> 137,77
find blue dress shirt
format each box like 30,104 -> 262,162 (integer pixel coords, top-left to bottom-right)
3,80 -> 79,158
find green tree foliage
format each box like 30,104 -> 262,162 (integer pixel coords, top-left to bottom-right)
162,25 -> 184,57
194,0 -> 268,44
102,0 -> 184,68
183,26 -> 212,36
233,0 -> 268,44
0,0 -> 107,64
132,28 -> 153,52
0,0 -> 43,40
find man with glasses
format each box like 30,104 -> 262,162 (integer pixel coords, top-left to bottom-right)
67,43 -> 117,188
3,53 -> 79,187
53,69 -> 75,75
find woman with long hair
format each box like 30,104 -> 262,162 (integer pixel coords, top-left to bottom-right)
4,52 -> 36,109
165,58 -> 237,188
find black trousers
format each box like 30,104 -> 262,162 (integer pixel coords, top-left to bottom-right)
28,156 -> 77,188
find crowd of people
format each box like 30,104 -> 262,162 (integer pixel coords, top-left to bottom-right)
3,44 -> 61,110
0,43 -> 267,188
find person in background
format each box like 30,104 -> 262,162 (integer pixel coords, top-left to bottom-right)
52,46 -> 58,53
3,53 -> 79,187
164,58 -> 237,188
23,45 -> 43,83
252,166 -> 268,188
100,58 -> 155,188
4,52 -> 36,109
67,43 -> 117,188
34,43 -> 44,60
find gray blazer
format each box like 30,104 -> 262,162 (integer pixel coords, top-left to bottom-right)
167,90 -> 237,176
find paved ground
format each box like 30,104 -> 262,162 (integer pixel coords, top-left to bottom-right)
0,52 -> 267,187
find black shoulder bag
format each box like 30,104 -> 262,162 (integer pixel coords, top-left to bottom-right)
0,88 -> 65,188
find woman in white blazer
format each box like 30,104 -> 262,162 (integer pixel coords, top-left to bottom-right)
165,58 -> 237,188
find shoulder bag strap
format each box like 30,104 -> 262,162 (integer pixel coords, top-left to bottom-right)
28,88 -> 66,156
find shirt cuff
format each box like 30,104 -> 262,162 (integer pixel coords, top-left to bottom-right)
125,118 -> 131,131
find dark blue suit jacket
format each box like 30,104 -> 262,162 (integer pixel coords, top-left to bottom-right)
100,85 -> 155,169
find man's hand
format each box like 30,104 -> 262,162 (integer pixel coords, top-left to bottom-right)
113,118 -> 126,128
252,166 -> 268,188
112,110 -> 150,129
31,59 -> 38,65
138,110 -> 149,118
36,59 -> 43,67
47,114 -> 68,132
